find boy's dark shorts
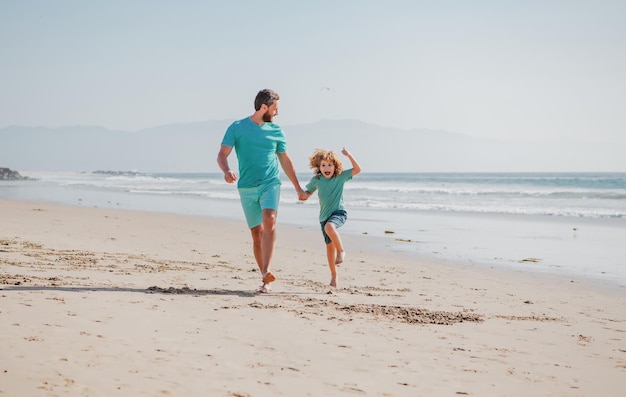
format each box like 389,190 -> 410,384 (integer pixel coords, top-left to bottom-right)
320,210 -> 347,244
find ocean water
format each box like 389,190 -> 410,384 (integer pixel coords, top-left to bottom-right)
2,171 -> 625,286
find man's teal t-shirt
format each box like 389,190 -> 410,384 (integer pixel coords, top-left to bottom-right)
221,117 -> 287,188
306,169 -> 353,222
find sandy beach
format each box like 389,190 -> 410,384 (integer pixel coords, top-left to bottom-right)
1,198 -> 625,396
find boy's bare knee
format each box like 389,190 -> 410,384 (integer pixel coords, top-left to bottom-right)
324,223 -> 336,233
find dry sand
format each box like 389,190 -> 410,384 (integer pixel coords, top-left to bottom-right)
1,198 -> 625,396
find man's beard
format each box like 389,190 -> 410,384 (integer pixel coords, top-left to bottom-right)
262,111 -> 273,122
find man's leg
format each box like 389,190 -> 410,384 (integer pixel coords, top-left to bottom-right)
260,209 -> 277,283
240,186 -> 264,274
250,224 -> 263,274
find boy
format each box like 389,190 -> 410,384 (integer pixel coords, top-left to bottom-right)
302,147 -> 361,287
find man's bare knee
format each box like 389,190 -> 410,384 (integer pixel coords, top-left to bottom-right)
250,225 -> 263,242
262,210 -> 277,227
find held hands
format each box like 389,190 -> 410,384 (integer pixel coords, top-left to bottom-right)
298,188 -> 311,201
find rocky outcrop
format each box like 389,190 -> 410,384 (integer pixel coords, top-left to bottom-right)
0,168 -> 27,180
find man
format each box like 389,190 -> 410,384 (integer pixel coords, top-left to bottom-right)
217,89 -> 307,293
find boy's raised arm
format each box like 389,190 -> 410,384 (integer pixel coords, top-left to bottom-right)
341,147 -> 361,177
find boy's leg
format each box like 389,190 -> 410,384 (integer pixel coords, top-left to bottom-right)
326,242 -> 338,287
323,222 -> 345,263
323,211 -> 347,264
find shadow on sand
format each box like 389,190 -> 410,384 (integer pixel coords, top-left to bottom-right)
2,285 -> 257,298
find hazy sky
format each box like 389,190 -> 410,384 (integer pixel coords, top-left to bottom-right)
1,0 -> 625,144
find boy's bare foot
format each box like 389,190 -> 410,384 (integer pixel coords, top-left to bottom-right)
335,251 -> 345,265
262,272 -> 276,284
330,276 -> 337,288
256,283 -> 271,293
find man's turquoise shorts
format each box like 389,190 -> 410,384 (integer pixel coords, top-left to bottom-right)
238,181 -> 281,228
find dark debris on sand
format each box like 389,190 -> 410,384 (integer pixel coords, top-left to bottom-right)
337,303 -> 484,325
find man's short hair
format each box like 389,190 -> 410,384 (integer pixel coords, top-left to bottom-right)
254,89 -> 280,111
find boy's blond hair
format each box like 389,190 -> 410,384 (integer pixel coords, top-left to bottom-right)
308,149 -> 343,178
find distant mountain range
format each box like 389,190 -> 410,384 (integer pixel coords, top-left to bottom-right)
0,119 -> 622,172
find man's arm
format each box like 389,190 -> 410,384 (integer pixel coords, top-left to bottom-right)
217,145 -> 238,184
277,151 -> 307,200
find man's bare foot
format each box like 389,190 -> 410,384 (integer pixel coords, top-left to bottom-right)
336,251 -> 345,265
262,272 -> 276,284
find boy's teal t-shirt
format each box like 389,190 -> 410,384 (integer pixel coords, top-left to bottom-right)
221,117 -> 287,188
306,169 -> 353,222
